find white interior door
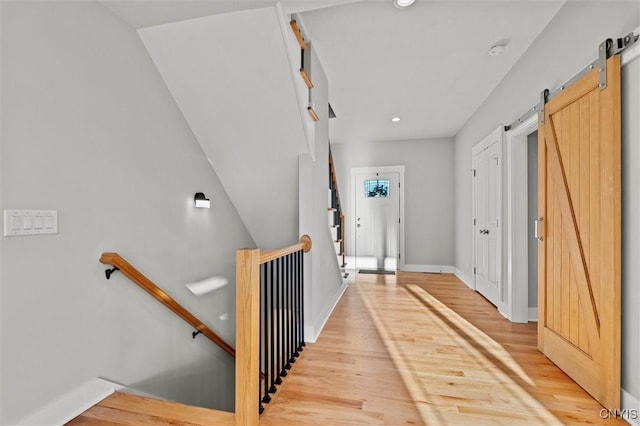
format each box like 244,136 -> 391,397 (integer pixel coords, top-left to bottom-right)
473,128 -> 502,307
354,172 -> 399,271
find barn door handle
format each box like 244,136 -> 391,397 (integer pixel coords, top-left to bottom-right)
534,217 -> 544,241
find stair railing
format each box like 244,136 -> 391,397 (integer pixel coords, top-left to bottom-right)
99,253 -> 235,357
329,148 -> 346,267
100,236 -> 311,426
235,235 -> 312,425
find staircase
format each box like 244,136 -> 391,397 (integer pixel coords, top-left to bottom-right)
328,148 -> 347,277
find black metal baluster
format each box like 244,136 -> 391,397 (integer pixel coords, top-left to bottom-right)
261,263 -> 271,405
275,258 -> 283,384
281,254 -> 287,372
284,254 -> 292,369
291,252 -> 297,358
283,256 -> 291,370
279,256 -> 288,378
268,261 -> 277,393
300,250 -> 306,348
288,253 -> 296,365
259,263 -> 265,413
293,250 -> 300,357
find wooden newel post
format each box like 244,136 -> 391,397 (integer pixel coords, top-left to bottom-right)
300,234 -> 312,253
235,248 -> 261,426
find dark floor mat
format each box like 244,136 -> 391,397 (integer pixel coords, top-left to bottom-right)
358,269 -> 396,275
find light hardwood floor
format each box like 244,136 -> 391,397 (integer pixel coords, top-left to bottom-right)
260,272 -> 626,425
69,272 -> 626,425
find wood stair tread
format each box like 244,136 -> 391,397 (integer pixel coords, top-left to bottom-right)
67,392 -> 234,426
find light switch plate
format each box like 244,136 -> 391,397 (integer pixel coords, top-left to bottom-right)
4,210 -> 58,236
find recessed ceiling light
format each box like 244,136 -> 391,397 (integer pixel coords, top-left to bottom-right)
488,44 -> 506,56
391,117 -> 401,122
393,0 -> 415,8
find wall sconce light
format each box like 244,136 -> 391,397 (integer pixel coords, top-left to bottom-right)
194,192 -> 210,208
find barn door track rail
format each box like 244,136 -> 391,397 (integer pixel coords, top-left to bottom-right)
506,31 -> 638,131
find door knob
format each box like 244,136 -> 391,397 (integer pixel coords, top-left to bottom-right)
485,229 -> 490,235
357,224 -> 362,228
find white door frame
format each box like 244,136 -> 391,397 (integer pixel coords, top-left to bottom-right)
505,113 -> 538,323
350,166 -> 405,271
472,127 -> 504,310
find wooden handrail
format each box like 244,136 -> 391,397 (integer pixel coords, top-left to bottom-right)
289,20 -> 306,50
99,253 -> 235,358
259,234 -> 312,264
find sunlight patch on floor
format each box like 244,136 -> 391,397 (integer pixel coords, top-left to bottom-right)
357,281 -> 561,425
344,256 -> 397,271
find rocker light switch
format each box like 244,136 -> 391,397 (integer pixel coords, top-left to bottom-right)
4,210 -> 58,236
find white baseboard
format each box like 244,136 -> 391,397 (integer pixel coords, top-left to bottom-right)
14,378 -> 123,426
454,268 -> 474,289
304,282 -> 348,343
621,388 -> 640,425
528,307 -> 538,322
497,304 -> 509,320
402,264 -> 456,274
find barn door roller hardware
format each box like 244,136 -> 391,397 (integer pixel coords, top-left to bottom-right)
506,31 -> 638,132
539,89 -> 549,125
598,32 -> 638,89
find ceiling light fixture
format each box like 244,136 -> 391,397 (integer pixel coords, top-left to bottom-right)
391,117 -> 401,122
488,43 -> 506,56
393,0 -> 415,8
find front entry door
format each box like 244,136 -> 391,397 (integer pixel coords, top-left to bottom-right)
354,172 -> 399,271
473,128 -> 502,307
538,55 -> 621,410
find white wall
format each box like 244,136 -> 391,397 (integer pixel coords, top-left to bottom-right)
621,56 -> 640,402
299,44 -> 344,342
331,138 -> 455,268
527,131 -> 538,309
138,6 -> 308,251
454,0 -> 639,403
0,1 -> 255,423
0,0 -> 5,421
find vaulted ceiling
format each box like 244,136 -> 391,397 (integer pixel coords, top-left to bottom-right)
101,0 -> 565,144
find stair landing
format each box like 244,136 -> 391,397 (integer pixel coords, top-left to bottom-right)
66,392 -> 234,426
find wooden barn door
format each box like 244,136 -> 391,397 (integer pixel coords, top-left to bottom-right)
537,55 -> 621,410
